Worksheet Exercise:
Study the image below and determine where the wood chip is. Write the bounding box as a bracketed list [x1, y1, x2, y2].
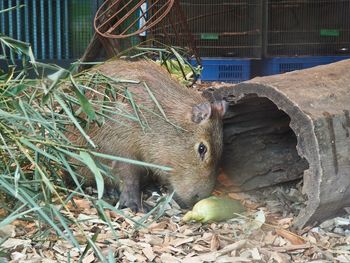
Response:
[123, 251, 137, 262]
[210, 234, 220, 251]
[142, 246, 156, 261]
[82, 252, 95, 263]
[3, 180, 348, 262]
[142, 234, 164, 246]
[160, 253, 181, 263]
[1, 238, 31, 249]
[271, 243, 313, 252]
[0, 224, 16, 238]
[217, 255, 251, 263]
[173, 237, 194, 247]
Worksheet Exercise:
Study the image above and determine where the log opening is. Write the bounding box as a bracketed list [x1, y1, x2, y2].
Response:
[222, 94, 309, 191]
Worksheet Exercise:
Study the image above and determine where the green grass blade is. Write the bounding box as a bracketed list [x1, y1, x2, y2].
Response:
[90, 151, 172, 171]
[54, 93, 96, 148]
[50, 204, 81, 249]
[69, 74, 96, 121]
[79, 151, 104, 199]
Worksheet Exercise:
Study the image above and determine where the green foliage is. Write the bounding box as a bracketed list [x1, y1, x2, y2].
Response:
[0, 26, 173, 263]
[0, 6, 199, 261]
[119, 40, 202, 86]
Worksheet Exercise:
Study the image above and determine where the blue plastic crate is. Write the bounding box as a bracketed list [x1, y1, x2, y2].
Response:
[192, 58, 251, 83]
[263, 56, 350, 76]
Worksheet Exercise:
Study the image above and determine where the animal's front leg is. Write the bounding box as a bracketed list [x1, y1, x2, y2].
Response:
[117, 163, 143, 212]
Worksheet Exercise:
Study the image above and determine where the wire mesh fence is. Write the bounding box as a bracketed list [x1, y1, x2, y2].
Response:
[267, 0, 350, 56]
[140, 0, 199, 59]
[1, 0, 350, 61]
[179, 0, 263, 58]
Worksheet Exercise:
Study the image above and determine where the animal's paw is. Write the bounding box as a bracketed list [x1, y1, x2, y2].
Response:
[103, 188, 120, 206]
[118, 191, 142, 212]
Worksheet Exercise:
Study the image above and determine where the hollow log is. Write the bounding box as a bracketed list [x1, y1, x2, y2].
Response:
[203, 59, 350, 228]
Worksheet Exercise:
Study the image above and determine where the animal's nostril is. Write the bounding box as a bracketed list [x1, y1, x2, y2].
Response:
[194, 194, 200, 201]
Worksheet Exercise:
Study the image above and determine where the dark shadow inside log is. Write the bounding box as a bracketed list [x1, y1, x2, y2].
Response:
[222, 95, 309, 191]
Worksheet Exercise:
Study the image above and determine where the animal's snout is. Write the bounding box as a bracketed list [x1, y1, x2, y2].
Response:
[193, 194, 200, 201]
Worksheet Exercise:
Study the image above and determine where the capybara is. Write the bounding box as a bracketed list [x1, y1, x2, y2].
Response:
[67, 59, 227, 211]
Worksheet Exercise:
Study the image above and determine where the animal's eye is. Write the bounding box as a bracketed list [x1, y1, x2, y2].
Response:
[198, 142, 207, 160]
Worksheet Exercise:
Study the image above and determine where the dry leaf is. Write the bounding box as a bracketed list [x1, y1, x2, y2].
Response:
[210, 234, 220, 251]
[0, 208, 7, 217]
[275, 228, 306, 245]
[227, 192, 245, 201]
[217, 171, 234, 187]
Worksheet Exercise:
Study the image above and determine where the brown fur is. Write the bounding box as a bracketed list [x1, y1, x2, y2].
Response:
[67, 59, 226, 210]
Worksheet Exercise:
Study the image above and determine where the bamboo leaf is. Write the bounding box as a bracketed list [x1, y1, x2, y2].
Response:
[79, 151, 104, 199]
[143, 82, 168, 121]
[50, 204, 80, 248]
[3, 83, 28, 97]
[0, 4, 24, 14]
[91, 151, 172, 171]
[54, 93, 96, 148]
[19, 138, 61, 163]
[0, 206, 39, 228]
[69, 74, 96, 121]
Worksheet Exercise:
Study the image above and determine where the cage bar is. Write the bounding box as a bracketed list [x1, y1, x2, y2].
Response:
[16, 0, 20, 40]
[16, 0, 21, 58]
[56, 0, 62, 59]
[24, 0, 29, 43]
[0, 1, 5, 34]
[63, 0, 69, 59]
[32, 0, 38, 58]
[8, 0, 13, 38]
[177, 0, 263, 58]
[40, 0, 45, 59]
[267, 0, 350, 56]
[48, 0, 53, 59]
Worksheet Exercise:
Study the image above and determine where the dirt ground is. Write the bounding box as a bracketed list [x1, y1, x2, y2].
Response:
[1, 177, 350, 263]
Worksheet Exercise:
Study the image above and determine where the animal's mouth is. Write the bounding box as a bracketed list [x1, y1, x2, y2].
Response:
[172, 192, 192, 208]
[172, 192, 203, 209]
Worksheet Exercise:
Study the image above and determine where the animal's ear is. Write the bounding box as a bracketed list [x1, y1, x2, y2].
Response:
[190, 100, 228, 124]
[212, 100, 228, 118]
[191, 102, 212, 124]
